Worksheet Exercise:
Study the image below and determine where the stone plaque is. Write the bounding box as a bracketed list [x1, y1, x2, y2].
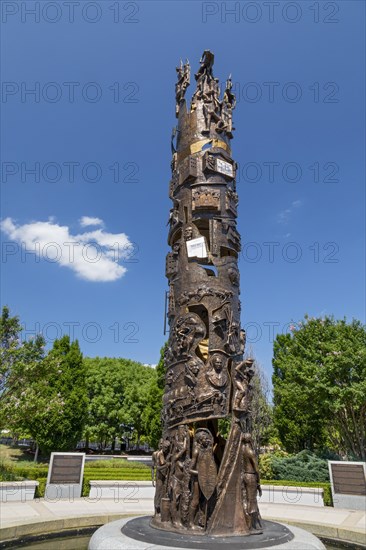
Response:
[330, 463, 366, 496]
[328, 461, 366, 510]
[49, 454, 84, 484]
[46, 452, 85, 499]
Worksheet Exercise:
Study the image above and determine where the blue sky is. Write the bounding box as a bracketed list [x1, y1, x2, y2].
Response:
[1, 0, 365, 381]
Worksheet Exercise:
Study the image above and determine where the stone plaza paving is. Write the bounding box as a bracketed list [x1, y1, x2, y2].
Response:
[1, 494, 365, 547]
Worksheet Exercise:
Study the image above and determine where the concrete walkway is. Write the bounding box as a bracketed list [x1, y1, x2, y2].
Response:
[1, 496, 365, 547]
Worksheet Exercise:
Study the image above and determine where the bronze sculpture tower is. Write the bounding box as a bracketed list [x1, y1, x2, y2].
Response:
[152, 51, 262, 537]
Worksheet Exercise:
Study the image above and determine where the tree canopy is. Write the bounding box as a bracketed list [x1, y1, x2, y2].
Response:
[272, 316, 366, 460]
[84, 356, 158, 449]
[0, 307, 88, 456]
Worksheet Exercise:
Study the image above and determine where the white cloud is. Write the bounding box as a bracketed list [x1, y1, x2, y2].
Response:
[277, 200, 302, 225]
[1, 217, 133, 282]
[79, 216, 104, 228]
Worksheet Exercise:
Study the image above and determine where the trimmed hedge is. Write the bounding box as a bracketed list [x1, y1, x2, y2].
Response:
[85, 460, 150, 470]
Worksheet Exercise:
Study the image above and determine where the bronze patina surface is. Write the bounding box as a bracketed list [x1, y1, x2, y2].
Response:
[152, 51, 261, 537]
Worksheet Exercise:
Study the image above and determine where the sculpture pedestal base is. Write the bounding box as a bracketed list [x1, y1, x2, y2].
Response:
[150, 516, 263, 537]
[88, 516, 326, 550]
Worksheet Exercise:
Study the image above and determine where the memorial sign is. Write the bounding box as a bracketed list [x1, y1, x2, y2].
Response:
[46, 452, 85, 499]
[328, 461, 366, 510]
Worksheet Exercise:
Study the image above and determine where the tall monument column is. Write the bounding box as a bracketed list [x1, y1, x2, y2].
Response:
[88, 51, 326, 550]
[152, 51, 261, 536]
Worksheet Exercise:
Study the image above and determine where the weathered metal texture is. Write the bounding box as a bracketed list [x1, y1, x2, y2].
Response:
[152, 51, 261, 537]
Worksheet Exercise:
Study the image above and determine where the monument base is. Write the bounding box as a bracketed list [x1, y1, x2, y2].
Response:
[150, 515, 263, 536]
[88, 516, 326, 550]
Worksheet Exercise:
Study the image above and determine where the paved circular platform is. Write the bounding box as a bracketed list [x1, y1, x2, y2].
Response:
[88, 516, 326, 550]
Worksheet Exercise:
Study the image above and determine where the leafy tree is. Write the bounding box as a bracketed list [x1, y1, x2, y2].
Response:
[250, 357, 275, 454]
[84, 357, 156, 450]
[0, 306, 49, 451]
[0, 306, 44, 399]
[120, 381, 151, 447]
[39, 335, 88, 453]
[141, 344, 166, 449]
[84, 357, 126, 449]
[273, 316, 366, 460]
[0, 308, 88, 458]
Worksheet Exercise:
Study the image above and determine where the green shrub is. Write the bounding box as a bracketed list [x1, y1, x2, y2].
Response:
[0, 459, 24, 481]
[35, 478, 47, 498]
[259, 450, 288, 480]
[260, 450, 329, 483]
[271, 450, 329, 483]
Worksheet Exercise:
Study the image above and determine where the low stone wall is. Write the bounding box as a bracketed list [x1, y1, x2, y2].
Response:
[88, 481, 324, 507]
[259, 485, 324, 507]
[89, 480, 154, 500]
[0, 481, 39, 502]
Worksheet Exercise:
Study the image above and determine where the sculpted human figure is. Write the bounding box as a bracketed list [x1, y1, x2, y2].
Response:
[195, 50, 215, 82]
[175, 59, 190, 116]
[154, 439, 171, 517]
[241, 433, 262, 531]
[184, 358, 200, 402]
[217, 75, 236, 137]
[169, 425, 190, 526]
[183, 225, 193, 241]
[226, 319, 240, 354]
[202, 78, 221, 133]
[233, 359, 254, 432]
[189, 429, 217, 529]
[151, 438, 163, 487]
[206, 354, 228, 389]
[239, 328, 246, 354]
[166, 199, 180, 228]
